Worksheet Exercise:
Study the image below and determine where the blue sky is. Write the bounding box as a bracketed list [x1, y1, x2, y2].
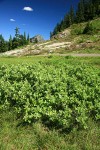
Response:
[0, 0, 79, 40]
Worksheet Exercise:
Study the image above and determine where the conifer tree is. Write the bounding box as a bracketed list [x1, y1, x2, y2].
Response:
[0, 34, 5, 52]
[15, 27, 20, 40]
[12, 27, 20, 48]
[53, 23, 61, 35]
[91, 0, 100, 16]
[60, 20, 66, 31]
[50, 32, 53, 39]
[88, 0, 96, 19]
[0, 35, 8, 52]
[23, 32, 27, 45]
[69, 6, 75, 25]
[27, 33, 30, 43]
[76, 0, 85, 23]
[8, 35, 13, 50]
[62, 14, 70, 29]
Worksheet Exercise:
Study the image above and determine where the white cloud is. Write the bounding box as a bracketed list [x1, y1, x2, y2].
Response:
[23, 7, 33, 11]
[10, 19, 15, 22]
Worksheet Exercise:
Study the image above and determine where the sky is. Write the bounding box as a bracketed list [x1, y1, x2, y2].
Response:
[0, 0, 79, 41]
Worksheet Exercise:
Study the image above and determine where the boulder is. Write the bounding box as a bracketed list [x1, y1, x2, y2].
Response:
[30, 35, 45, 43]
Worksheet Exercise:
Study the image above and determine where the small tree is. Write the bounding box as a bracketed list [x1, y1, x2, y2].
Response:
[69, 6, 75, 25]
[83, 22, 94, 34]
[27, 33, 30, 43]
[8, 35, 13, 50]
[76, 0, 85, 23]
[15, 27, 20, 40]
[12, 37, 19, 49]
[23, 32, 27, 45]
[0, 34, 8, 52]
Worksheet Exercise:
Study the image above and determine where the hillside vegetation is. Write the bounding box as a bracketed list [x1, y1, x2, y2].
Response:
[0, 0, 100, 56]
[51, 0, 100, 37]
[0, 18, 100, 56]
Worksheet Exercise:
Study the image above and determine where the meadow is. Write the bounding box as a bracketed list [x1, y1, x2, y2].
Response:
[0, 56, 100, 150]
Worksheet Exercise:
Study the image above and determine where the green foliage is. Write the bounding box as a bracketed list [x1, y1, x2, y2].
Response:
[76, 0, 85, 23]
[0, 110, 100, 150]
[27, 33, 30, 43]
[71, 24, 83, 35]
[0, 28, 30, 53]
[0, 34, 8, 52]
[83, 22, 94, 34]
[8, 35, 13, 50]
[71, 17, 100, 36]
[69, 6, 75, 25]
[51, 0, 100, 37]
[0, 62, 100, 130]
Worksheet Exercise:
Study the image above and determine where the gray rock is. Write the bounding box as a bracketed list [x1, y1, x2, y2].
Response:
[30, 35, 45, 43]
[51, 29, 71, 39]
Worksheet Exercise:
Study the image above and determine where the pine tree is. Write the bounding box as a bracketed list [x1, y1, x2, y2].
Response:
[88, 0, 96, 19]
[15, 27, 20, 40]
[50, 32, 53, 39]
[63, 14, 70, 29]
[12, 37, 19, 49]
[53, 23, 61, 35]
[60, 20, 66, 31]
[8, 35, 13, 50]
[0, 34, 6, 52]
[27, 33, 30, 43]
[12, 27, 20, 49]
[23, 32, 27, 45]
[69, 6, 75, 25]
[91, 0, 100, 16]
[76, 0, 85, 23]
[19, 34, 24, 46]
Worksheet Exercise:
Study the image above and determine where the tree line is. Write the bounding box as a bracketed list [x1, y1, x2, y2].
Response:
[0, 27, 30, 53]
[50, 0, 100, 38]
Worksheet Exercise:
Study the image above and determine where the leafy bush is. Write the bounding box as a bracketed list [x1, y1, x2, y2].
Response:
[71, 24, 83, 35]
[0, 62, 100, 130]
[65, 55, 73, 59]
[83, 22, 94, 34]
[74, 28, 83, 35]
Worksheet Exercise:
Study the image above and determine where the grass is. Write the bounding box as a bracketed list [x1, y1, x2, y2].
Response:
[72, 48, 100, 54]
[0, 56, 100, 149]
[54, 47, 100, 54]
[71, 18, 100, 36]
[0, 55, 100, 67]
[0, 110, 100, 150]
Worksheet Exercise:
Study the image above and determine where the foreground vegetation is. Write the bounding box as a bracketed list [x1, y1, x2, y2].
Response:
[0, 111, 100, 150]
[0, 56, 100, 149]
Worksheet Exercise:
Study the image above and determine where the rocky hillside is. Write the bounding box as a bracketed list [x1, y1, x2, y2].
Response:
[30, 35, 45, 43]
[0, 18, 100, 57]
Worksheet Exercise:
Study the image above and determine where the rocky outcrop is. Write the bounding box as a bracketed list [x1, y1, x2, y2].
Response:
[30, 35, 45, 43]
[51, 29, 71, 39]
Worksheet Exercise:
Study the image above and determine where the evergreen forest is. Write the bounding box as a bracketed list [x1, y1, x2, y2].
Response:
[50, 0, 100, 37]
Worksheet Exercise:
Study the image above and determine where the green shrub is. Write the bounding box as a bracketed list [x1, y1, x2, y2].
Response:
[65, 55, 73, 59]
[83, 22, 94, 34]
[0, 63, 100, 130]
[71, 24, 83, 35]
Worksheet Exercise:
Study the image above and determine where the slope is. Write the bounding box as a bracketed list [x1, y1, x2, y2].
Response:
[0, 18, 100, 57]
